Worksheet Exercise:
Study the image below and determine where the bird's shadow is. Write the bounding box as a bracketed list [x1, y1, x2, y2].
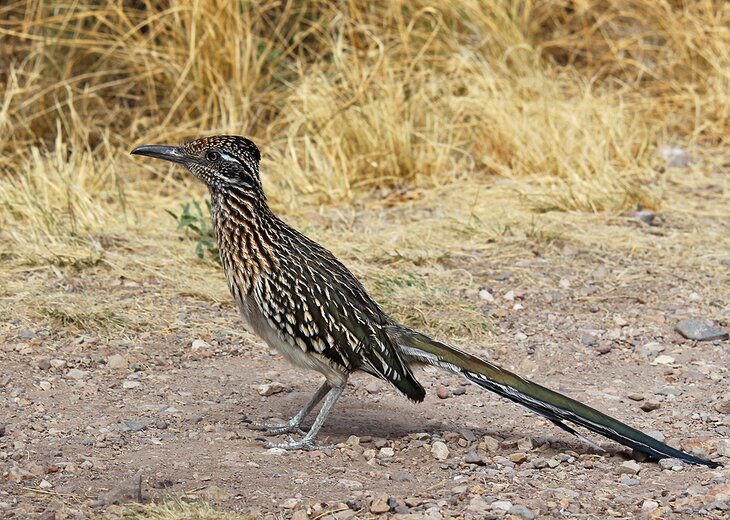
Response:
[247, 390, 620, 459]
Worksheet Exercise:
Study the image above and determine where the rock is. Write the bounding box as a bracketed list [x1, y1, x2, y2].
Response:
[627, 393, 644, 401]
[646, 431, 665, 443]
[716, 399, 730, 414]
[509, 452, 528, 464]
[620, 475, 641, 486]
[291, 511, 309, 520]
[430, 441, 449, 460]
[509, 504, 536, 520]
[124, 420, 146, 432]
[717, 439, 730, 457]
[370, 494, 391, 514]
[479, 289, 495, 302]
[675, 319, 728, 341]
[337, 479, 363, 490]
[464, 450, 485, 465]
[653, 355, 675, 365]
[0, 424, 5, 437]
[257, 382, 286, 396]
[492, 500, 513, 512]
[39, 479, 52, 489]
[642, 500, 659, 512]
[66, 368, 87, 380]
[641, 401, 661, 412]
[482, 435, 499, 452]
[107, 354, 128, 370]
[466, 497, 490, 513]
[628, 210, 656, 226]
[658, 458, 684, 471]
[155, 420, 169, 429]
[378, 447, 395, 459]
[619, 460, 641, 475]
[364, 381, 380, 394]
[191, 339, 212, 350]
[531, 457, 547, 469]
[333, 510, 356, 520]
[452, 386, 466, 396]
[681, 436, 716, 456]
[94, 473, 143, 506]
[659, 146, 690, 168]
[636, 342, 664, 357]
[436, 385, 450, 399]
[36, 358, 51, 371]
[581, 335, 597, 347]
[19, 329, 37, 339]
[122, 381, 141, 389]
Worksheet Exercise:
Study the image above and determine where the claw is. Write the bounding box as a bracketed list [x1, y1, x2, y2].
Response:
[255, 435, 320, 450]
[243, 417, 307, 436]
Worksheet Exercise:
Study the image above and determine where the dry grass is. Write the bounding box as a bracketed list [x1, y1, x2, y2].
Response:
[1, 0, 728, 262]
[128, 499, 255, 520]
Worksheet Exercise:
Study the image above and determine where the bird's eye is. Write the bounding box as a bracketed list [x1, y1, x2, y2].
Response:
[206, 151, 220, 162]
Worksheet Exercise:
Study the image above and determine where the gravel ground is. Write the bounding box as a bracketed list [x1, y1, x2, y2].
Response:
[1, 184, 729, 519]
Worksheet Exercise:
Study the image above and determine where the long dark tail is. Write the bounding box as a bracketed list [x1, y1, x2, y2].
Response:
[388, 326, 720, 468]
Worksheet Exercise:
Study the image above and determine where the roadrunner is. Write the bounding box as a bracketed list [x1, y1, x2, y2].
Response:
[132, 135, 719, 467]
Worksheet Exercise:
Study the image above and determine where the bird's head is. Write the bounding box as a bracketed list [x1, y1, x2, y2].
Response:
[131, 135, 262, 192]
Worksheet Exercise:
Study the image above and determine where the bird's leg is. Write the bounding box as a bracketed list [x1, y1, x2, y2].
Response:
[259, 384, 345, 450]
[244, 382, 330, 436]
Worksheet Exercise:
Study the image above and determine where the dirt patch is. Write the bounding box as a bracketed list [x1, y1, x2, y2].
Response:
[1, 179, 729, 519]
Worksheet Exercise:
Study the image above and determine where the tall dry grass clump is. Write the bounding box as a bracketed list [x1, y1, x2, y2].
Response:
[1, 0, 728, 253]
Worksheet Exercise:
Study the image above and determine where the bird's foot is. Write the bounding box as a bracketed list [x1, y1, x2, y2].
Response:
[256, 435, 326, 451]
[241, 417, 306, 436]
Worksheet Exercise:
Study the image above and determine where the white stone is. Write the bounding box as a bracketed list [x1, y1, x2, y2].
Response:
[430, 441, 449, 460]
[107, 354, 128, 369]
[191, 339, 212, 350]
[257, 382, 286, 396]
[492, 500, 513, 511]
[653, 355, 675, 365]
[66, 368, 87, 380]
[642, 500, 659, 512]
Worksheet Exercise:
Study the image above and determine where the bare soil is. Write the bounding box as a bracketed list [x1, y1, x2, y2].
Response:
[1, 180, 729, 519]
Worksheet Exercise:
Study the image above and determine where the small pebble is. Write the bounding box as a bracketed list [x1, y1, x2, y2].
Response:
[717, 439, 730, 457]
[658, 458, 684, 471]
[653, 355, 675, 365]
[508, 504, 536, 520]
[492, 500, 513, 512]
[619, 460, 641, 475]
[430, 441, 449, 461]
[257, 382, 286, 396]
[642, 500, 659, 512]
[659, 146, 690, 168]
[436, 385, 450, 399]
[66, 368, 87, 380]
[107, 354, 128, 370]
[675, 319, 728, 341]
[464, 450, 485, 465]
[641, 401, 661, 412]
[370, 493, 390, 514]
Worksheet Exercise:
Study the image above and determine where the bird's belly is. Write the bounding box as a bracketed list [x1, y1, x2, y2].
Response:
[235, 294, 347, 387]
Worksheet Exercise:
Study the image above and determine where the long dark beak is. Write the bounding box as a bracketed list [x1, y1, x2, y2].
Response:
[130, 145, 188, 165]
